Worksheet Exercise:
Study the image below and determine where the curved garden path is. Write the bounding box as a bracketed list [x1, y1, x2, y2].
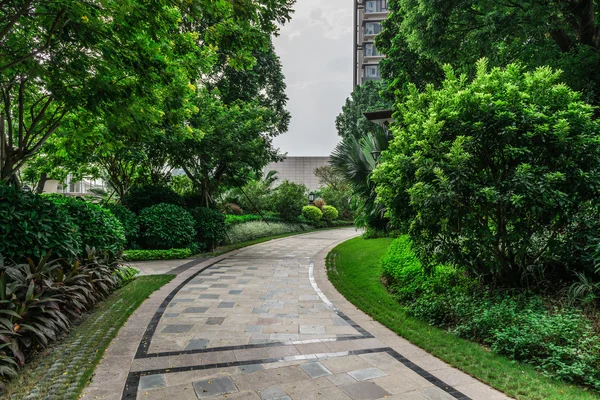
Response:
[82, 228, 510, 400]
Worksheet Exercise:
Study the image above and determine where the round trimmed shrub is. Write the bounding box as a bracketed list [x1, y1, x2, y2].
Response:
[302, 206, 323, 223]
[46, 194, 126, 256]
[271, 180, 307, 221]
[322, 205, 339, 221]
[121, 185, 183, 214]
[189, 207, 226, 251]
[138, 203, 195, 249]
[105, 204, 139, 247]
[0, 185, 81, 262]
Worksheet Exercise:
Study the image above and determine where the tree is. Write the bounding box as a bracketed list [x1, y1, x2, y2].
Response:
[373, 61, 600, 286]
[314, 165, 345, 190]
[377, 0, 600, 105]
[335, 80, 392, 141]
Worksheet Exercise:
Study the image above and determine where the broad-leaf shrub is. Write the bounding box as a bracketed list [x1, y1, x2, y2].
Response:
[0, 186, 81, 262]
[46, 195, 125, 257]
[321, 186, 353, 219]
[374, 61, 600, 285]
[271, 180, 307, 221]
[138, 203, 195, 249]
[321, 205, 339, 221]
[302, 206, 323, 223]
[105, 204, 139, 247]
[122, 248, 191, 261]
[121, 185, 183, 214]
[380, 236, 600, 390]
[189, 207, 226, 251]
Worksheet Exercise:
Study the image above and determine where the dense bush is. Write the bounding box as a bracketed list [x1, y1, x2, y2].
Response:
[271, 180, 307, 221]
[122, 248, 191, 261]
[224, 203, 243, 215]
[374, 61, 600, 285]
[321, 205, 339, 221]
[189, 207, 226, 251]
[226, 221, 312, 244]
[0, 250, 125, 385]
[302, 206, 323, 223]
[0, 186, 81, 262]
[105, 204, 139, 247]
[380, 236, 600, 390]
[121, 185, 183, 214]
[138, 203, 195, 249]
[227, 180, 273, 213]
[320, 186, 353, 219]
[46, 195, 126, 257]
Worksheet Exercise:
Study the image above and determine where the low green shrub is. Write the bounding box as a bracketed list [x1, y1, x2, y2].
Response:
[122, 248, 191, 261]
[225, 213, 282, 226]
[105, 204, 139, 247]
[379, 235, 600, 391]
[302, 206, 323, 223]
[189, 207, 226, 251]
[320, 185, 353, 219]
[138, 203, 195, 249]
[0, 185, 81, 262]
[46, 195, 125, 257]
[122, 185, 183, 214]
[226, 221, 312, 244]
[321, 205, 338, 221]
[271, 181, 307, 221]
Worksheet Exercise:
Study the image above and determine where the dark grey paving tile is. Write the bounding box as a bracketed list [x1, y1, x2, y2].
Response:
[182, 307, 209, 313]
[199, 294, 220, 299]
[253, 307, 269, 314]
[339, 382, 391, 400]
[206, 317, 226, 325]
[238, 364, 265, 374]
[348, 368, 387, 381]
[164, 313, 179, 318]
[211, 284, 229, 288]
[220, 276, 235, 280]
[138, 374, 165, 390]
[237, 279, 251, 284]
[300, 362, 332, 378]
[245, 325, 263, 333]
[229, 290, 243, 295]
[247, 267, 259, 270]
[160, 324, 193, 334]
[185, 339, 210, 350]
[257, 385, 289, 400]
[218, 302, 235, 308]
[193, 376, 238, 398]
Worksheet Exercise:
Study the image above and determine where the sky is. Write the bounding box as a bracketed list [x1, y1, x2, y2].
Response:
[272, 0, 353, 157]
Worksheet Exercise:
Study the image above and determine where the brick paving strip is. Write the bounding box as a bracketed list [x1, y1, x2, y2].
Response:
[81, 228, 511, 400]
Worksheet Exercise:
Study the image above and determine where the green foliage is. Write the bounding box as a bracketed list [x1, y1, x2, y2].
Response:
[46, 195, 125, 257]
[379, 236, 600, 390]
[320, 186, 353, 220]
[105, 204, 139, 247]
[224, 213, 281, 226]
[189, 207, 227, 251]
[321, 205, 338, 221]
[121, 186, 183, 215]
[226, 221, 312, 244]
[224, 203, 243, 215]
[114, 266, 139, 287]
[374, 61, 600, 285]
[122, 248, 191, 261]
[271, 180, 307, 221]
[302, 206, 323, 223]
[0, 186, 81, 263]
[138, 203, 195, 250]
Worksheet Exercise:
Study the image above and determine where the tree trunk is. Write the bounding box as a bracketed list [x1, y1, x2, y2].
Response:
[35, 172, 48, 193]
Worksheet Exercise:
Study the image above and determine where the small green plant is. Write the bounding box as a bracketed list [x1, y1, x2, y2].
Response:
[138, 203, 195, 249]
[321, 205, 338, 221]
[122, 248, 191, 261]
[302, 206, 323, 223]
[225, 213, 282, 226]
[0, 185, 81, 263]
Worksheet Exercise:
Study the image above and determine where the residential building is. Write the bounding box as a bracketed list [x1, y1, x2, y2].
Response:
[353, 0, 390, 87]
[263, 156, 330, 191]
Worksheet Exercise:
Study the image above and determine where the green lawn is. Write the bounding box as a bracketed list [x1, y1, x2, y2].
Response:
[4, 275, 174, 400]
[326, 237, 597, 400]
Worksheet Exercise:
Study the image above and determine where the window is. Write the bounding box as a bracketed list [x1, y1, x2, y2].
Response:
[365, 0, 387, 13]
[364, 43, 381, 57]
[365, 65, 380, 78]
[365, 22, 382, 35]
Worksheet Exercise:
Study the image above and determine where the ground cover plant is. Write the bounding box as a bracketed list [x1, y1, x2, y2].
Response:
[2, 274, 174, 399]
[225, 221, 313, 244]
[327, 237, 599, 400]
[122, 248, 192, 261]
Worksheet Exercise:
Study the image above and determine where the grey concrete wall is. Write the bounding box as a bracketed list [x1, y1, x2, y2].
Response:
[264, 156, 331, 191]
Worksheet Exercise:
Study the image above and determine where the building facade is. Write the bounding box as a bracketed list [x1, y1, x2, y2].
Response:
[263, 156, 330, 191]
[353, 0, 390, 87]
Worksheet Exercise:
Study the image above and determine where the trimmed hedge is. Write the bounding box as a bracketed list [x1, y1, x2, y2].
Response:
[322, 205, 339, 221]
[302, 206, 323, 223]
[138, 203, 195, 249]
[105, 204, 139, 247]
[122, 248, 192, 261]
[0, 186, 81, 262]
[46, 194, 125, 257]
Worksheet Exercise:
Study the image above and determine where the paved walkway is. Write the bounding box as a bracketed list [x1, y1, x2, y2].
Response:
[82, 228, 510, 400]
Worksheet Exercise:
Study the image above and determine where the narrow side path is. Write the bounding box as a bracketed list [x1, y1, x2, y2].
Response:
[82, 228, 510, 400]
